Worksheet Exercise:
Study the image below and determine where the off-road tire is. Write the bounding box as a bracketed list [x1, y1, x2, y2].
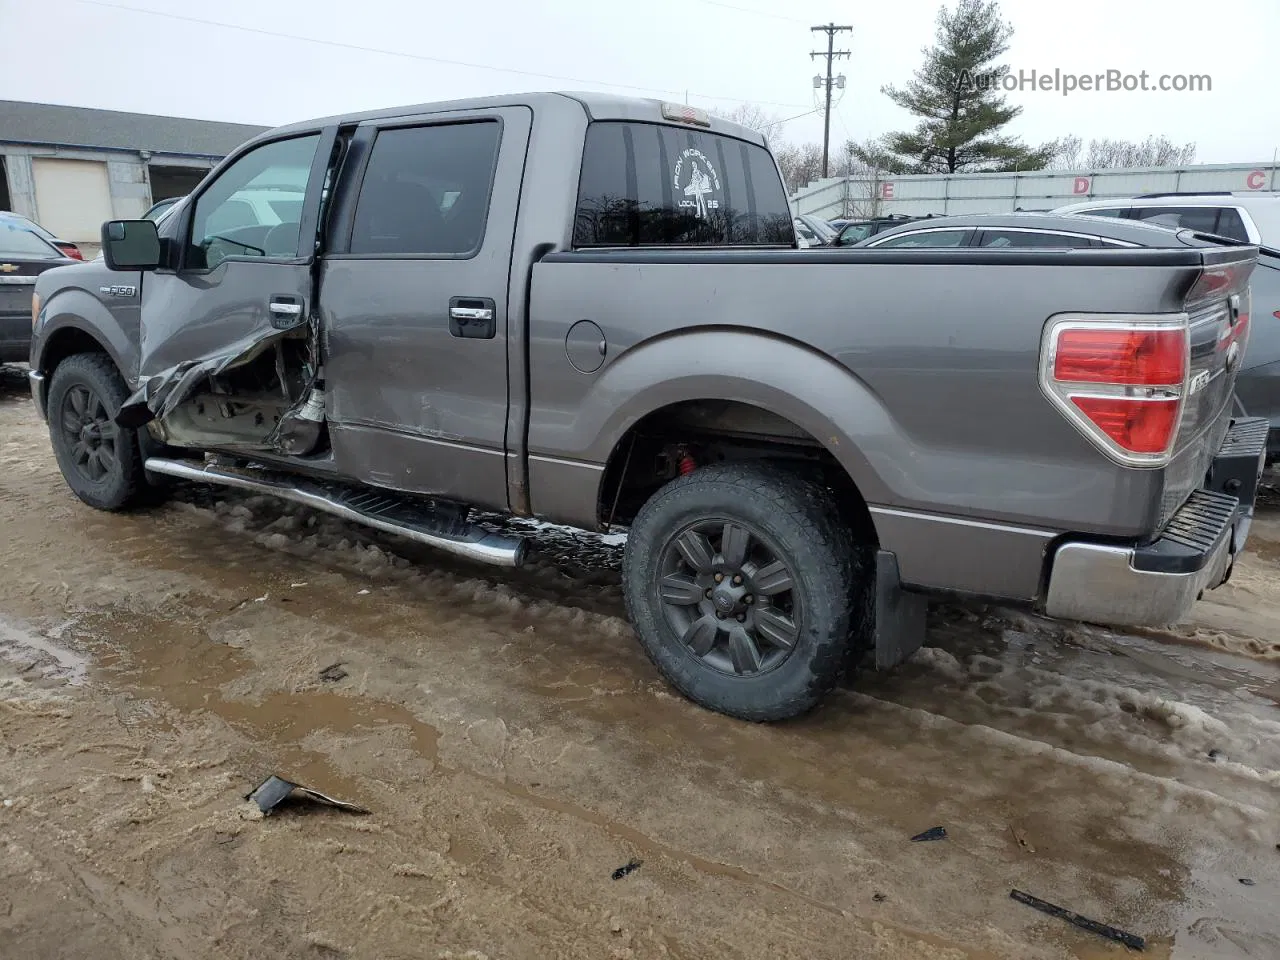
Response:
[47, 353, 149, 511]
[623, 460, 874, 722]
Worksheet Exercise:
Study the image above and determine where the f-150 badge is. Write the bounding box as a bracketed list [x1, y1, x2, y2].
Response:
[673, 148, 721, 219]
[99, 284, 137, 297]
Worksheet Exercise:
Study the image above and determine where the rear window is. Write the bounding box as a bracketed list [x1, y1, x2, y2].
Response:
[573, 121, 792, 247]
[1130, 205, 1250, 241]
[0, 222, 60, 259]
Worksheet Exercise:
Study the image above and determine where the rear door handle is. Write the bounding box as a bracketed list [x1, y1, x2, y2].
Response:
[269, 296, 304, 329]
[449, 297, 497, 339]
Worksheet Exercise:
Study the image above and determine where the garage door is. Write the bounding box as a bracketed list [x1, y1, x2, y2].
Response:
[32, 159, 114, 243]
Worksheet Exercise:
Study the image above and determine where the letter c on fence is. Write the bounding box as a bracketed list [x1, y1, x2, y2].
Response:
[1246, 170, 1266, 190]
[1073, 176, 1091, 195]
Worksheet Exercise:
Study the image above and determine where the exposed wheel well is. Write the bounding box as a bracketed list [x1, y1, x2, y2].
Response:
[40, 327, 113, 377]
[598, 399, 877, 544]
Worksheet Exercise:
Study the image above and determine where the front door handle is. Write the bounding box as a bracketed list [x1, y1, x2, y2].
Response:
[449, 297, 497, 339]
[269, 297, 305, 329]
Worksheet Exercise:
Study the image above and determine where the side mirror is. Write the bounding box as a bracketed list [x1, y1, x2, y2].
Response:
[101, 219, 162, 271]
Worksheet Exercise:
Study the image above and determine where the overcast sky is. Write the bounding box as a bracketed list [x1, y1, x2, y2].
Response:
[2, 0, 1277, 164]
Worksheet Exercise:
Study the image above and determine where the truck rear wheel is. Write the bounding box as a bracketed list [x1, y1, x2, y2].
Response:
[47, 353, 148, 511]
[623, 461, 873, 721]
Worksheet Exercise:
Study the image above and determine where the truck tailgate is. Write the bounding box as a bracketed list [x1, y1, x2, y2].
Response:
[1156, 253, 1255, 528]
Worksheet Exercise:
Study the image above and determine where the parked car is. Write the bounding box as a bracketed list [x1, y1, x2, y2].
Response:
[0, 211, 83, 260]
[852, 212, 1198, 249]
[793, 214, 837, 247]
[29, 93, 1266, 722]
[0, 227, 75, 363]
[832, 214, 936, 246]
[1232, 246, 1280, 462]
[1053, 193, 1280, 246]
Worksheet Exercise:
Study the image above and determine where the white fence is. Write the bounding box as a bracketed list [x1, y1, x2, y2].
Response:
[792, 162, 1280, 221]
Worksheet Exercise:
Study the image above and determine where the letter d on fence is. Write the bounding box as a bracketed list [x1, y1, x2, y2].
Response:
[1073, 176, 1091, 195]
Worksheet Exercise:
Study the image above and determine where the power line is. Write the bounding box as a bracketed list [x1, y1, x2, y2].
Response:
[810, 23, 852, 179]
[691, 0, 808, 24]
[62, 0, 812, 111]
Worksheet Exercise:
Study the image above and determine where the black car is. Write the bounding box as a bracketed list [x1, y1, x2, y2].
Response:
[831, 214, 936, 246]
[0, 225, 75, 363]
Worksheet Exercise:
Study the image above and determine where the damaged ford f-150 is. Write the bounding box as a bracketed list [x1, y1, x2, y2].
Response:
[29, 93, 1269, 721]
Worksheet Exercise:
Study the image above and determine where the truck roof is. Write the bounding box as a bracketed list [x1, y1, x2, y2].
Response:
[255, 92, 767, 149]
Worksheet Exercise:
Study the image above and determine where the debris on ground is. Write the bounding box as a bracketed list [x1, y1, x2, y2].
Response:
[245, 775, 370, 816]
[1009, 822, 1035, 853]
[911, 826, 947, 842]
[1239, 878, 1256, 886]
[1010, 888, 1145, 951]
[319, 662, 349, 683]
[872, 892, 888, 902]
[611, 858, 642, 880]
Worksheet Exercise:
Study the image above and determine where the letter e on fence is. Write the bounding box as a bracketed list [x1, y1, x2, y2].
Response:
[1072, 176, 1091, 195]
[1245, 170, 1266, 190]
[881, 182, 895, 199]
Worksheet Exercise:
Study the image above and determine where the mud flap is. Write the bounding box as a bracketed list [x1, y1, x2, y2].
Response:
[874, 549, 927, 670]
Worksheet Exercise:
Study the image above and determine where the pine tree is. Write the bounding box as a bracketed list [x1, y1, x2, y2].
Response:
[855, 0, 1056, 174]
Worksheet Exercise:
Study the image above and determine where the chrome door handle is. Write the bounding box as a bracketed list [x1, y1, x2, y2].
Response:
[449, 306, 493, 321]
[269, 298, 304, 329]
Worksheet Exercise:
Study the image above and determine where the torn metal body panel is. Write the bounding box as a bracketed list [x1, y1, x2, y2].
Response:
[117, 265, 313, 429]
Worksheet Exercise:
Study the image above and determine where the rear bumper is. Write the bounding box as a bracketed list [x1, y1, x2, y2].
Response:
[1043, 417, 1269, 627]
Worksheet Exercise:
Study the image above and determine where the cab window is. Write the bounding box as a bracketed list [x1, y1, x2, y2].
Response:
[188, 134, 320, 270]
[574, 121, 793, 246]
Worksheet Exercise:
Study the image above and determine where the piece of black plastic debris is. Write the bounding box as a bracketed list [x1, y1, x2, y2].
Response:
[873, 892, 888, 902]
[611, 858, 642, 880]
[911, 826, 947, 842]
[319, 662, 348, 683]
[1239, 878, 1256, 886]
[1010, 889, 1145, 951]
[1208, 749, 1223, 761]
[245, 775, 370, 816]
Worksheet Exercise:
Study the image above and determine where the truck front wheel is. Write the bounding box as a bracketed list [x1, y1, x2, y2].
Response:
[46, 353, 148, 511]
[623, 461, 873, 721]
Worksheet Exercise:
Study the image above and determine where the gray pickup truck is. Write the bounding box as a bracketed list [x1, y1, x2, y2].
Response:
[29, 93, 1268, 721]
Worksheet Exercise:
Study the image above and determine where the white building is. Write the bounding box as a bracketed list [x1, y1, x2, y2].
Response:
[0, 100, 265, 251]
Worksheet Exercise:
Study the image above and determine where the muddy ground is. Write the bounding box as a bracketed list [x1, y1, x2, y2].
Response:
[1, 362, 1278, 960]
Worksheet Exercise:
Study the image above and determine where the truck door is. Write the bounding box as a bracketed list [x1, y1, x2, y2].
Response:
[120, 130, 334, 424]
[319, 107, 531, 512]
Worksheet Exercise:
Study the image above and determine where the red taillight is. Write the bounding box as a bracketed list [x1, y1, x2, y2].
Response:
[55, 242, 83, 260]
[1053, 328, 1185, 386]
[1069, 397, 1181, 454]
[1041, 317, 1189, 464]
[1273, 310, 1280, 321]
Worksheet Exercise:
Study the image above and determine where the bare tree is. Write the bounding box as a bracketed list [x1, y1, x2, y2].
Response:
[1050, 134, 1196, 169]
[774, 142, 825, 193]
[1086, 135, 1196, 168]
[716, 103, 784, 146]
[834, 141, 888, 218]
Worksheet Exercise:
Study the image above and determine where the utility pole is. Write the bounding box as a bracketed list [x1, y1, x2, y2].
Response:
[810, 23, 852, 179]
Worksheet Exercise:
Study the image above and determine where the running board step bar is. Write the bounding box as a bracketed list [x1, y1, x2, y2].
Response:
[144, 457, 527, 568]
